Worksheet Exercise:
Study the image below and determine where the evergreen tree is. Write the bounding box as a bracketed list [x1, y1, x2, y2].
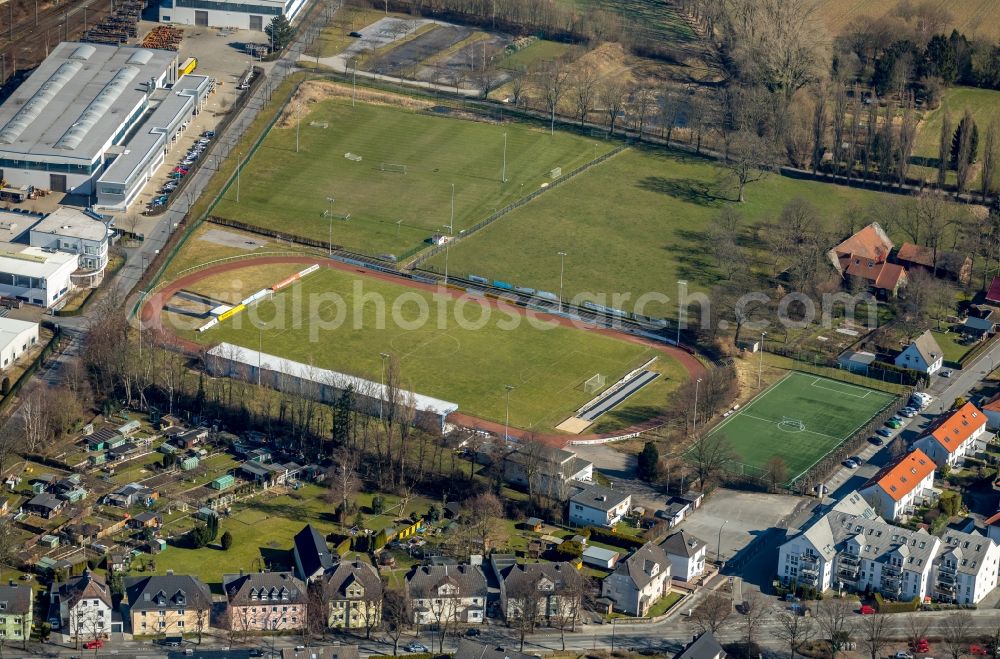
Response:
[265, 15, 295, 51]
[951, 113, 979, 166]
[637, 441, 660, 481]
[220, 531, 233, 551]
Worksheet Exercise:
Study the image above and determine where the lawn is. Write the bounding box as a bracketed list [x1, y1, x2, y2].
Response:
[813, 0, 1000, 41]
[212, 93, 614, 259]
[931, 329, 973, 366]
[698, 371, 897, 484]
[554, 0, 697, 44]
[913, 87, 1000, 187]
[174, 264, 687, 432]
[426, 146, 888, 317]
[500, 40, 577, 70]
[646, 590, 684, 617]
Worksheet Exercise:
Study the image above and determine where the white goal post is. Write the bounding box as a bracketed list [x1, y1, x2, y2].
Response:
[781, 416, 805, 430]
[584, 373, 606, 393]
[379, 162, 407, 174]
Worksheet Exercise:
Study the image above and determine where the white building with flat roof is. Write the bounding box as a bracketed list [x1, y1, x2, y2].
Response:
[159, 0, 310, 31]
[29, 207, 114, 287]
[0, 42, 179, 196]
[0, 244, 77, 307]
[0, 318, 38, 370]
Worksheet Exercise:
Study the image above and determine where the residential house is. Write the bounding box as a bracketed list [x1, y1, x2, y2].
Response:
[675, 632, 726, 659]
[51, 570, 113, 637]
[932, 530, 1000, 605]
[281, 646, 361, 659]
[455, 639, 536, 659]
[0, 584, 31, 642]
[502, 445, 593, 499]
[827, 223, 906, 297]
[103, 482, 158, 508]
[568, 482, 631, 527]
[859, 449, 937, 521]
[123, 574, 212, 635]
[961, 315, 994, 341]
[914, 402, 987, 468]
[658, 491, 704, 529]
[988, 275, 1000, 305]
[601, 542, 672, 616]
[323, 560, 383, 630]
[662, 531, 708, 582]
[293, 525, 334, 583]
[174, 427, 208, 449]
[894, 330, 944, 375]
[777, 491, 941, 600]
[24, 493, 65, 519]
[497, 562, 582, 623]
[406, 565, 487, 625]
[986, 512, 1000, 545]
[223, 571, 307, 632]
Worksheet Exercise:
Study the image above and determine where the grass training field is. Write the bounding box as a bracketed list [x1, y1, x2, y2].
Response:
[813, 0, 1000, 41]
[912, 86, 1000, 187]
[212, 92, 613, 259]
[699, 371, 897, 484]
[175, 265, 687, 433]
[426, 146, 889, 317]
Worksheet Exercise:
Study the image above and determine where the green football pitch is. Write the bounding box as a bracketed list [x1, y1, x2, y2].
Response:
[177, 265, 688, 433]
[701, 371, 897, 484]
[211, 95, 613, 259]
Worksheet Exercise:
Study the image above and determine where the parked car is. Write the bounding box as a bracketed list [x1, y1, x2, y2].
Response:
[886, 419, 903, 429]
[202, 130, 215, 138]
[970, 645, 988, 656]
[404, 643, 429, 653]
[876, 427, 893, 438]
[912, 639, 931, 653]
[941, 369, 954, 378]
[173, 166, 189, 174]
[349, 30, 363, 37]
[899, 408, 917, 418]
[859, 604, 876, 614]
[843, 459, 857, 468]
[850, 455, 864, 465]
[869, 436, 885, 446]
[84, 640, 103, 650]
[894, 653, 913, 659]
[465, 628, 481, 637]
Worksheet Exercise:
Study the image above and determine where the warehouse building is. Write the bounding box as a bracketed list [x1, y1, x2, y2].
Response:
[0, 42, 196, 200]
[159, 0, 310, 31]
[0, 318, 39, 370]
[0, 243, 77, 307]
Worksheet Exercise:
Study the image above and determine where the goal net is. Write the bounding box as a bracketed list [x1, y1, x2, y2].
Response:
[584, 373, 606, 394]
[380, 162, 407, 174]
[781, 416, 805, 430]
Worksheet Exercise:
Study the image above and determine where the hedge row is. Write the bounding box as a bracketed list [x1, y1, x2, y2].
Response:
[874, 593, 920, 613]
[587, 526, 645, 550]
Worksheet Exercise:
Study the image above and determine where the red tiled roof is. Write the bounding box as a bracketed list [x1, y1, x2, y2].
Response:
[896, 243, 934, 269]
[874, 263, 907, 291]
[844, 257, 906, 292]
[983, 394, 1000, 413]
[864, 448, 936, 502]
[988, 276, 1000, 304]
[926, 402, 986, 455]
[986, 511, 1000, 527]
[832, 224, 893, 263]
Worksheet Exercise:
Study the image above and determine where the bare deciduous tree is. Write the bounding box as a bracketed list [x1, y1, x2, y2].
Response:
[538, 60, 571, 135]
[816, 597, 855, 659]
[858, 610, 891, 659]
[775, 609, 815, 659]
[718, 129, 776, 202]
[599, 79, 628, 136]
[738, 589, 771, 651]
[382, 588, 410, 655]
[691, 592, 732, 634]
[570, 69, 598, 126]
[689, 433, 735, 492]
[941, 611, 974, 659]
[467, 492, 507, 553]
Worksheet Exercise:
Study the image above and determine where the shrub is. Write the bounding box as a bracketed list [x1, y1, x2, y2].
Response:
[220, 531, 233, 551]
[587, 527, 644, 550]
[874, 593, 919, 613]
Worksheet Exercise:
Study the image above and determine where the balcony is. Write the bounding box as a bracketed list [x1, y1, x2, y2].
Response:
[882, 563, 901, 576]
[939, 563, 957, 575]
[800, 554, 820, 567]
[840, 553, 860, 566]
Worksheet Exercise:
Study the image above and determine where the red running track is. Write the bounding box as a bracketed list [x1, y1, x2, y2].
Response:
[141, 256, 708, 447]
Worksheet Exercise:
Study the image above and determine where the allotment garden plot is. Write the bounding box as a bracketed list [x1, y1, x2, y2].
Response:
[700, 371, 896, 484]
[211, 83, 613, 259]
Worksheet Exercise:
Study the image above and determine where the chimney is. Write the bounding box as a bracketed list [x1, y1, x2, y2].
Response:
[166, 569, 174, 576]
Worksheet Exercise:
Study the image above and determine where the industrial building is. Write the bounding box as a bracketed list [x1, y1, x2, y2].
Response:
[0, 42, 210, 210]
[0, 243, 77, 307]
[158, 0, 310, 31]
[29, 207, 114, 287]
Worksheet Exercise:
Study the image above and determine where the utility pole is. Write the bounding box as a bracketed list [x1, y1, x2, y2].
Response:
[501, 132, 507, 183]
[676, 280, 686, 347]
[326, 196, 335, 256]
[757, 331, 767, 388]
[236, 151, 242, 202]
[557, 251, 567, 314]
[503, 384, 514, 442]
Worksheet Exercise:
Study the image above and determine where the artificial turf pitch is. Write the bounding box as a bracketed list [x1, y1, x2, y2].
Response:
[701, 371, 897, 483]
[179, 265, 687, 433]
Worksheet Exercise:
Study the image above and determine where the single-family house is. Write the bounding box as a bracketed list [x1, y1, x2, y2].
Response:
[128, 512, 162, 530]
[914, 402, 987, 468]
[323, 560, 383, 630]
[601, 542, 672, 617]
[406, 564, 487, 625]
[24, 493, 65, 519]
[0, 584, 31, 642]
[292, 525, 334, 583]
[859, 449, 937, 521]
[51, 570, 113, 637]
[497, 562, 582, 623]
[895, 330, 944, 375]
[662, 531, 708, 582]
[223, 571, 307, 632]
[827, 223, 906, 297]
[568, 482, 631, 528]
[931, 530, 1000, 605]
[103, 482, 158, 508]
[123, 574, 213, 635]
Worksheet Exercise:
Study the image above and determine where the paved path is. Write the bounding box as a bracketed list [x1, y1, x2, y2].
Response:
[140, 255, 707, 446]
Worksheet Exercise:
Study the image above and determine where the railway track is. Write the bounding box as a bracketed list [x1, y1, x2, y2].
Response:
[0, 0, 116, 86]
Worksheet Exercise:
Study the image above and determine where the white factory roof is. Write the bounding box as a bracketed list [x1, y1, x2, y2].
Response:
[0, 210, 43, 242]
[207, 342, 460, 417]
[0, 243, 77, 278]
[0, 318, 37, 346]
[0, 42, 177, 161]
[31, 207, 111, 242]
